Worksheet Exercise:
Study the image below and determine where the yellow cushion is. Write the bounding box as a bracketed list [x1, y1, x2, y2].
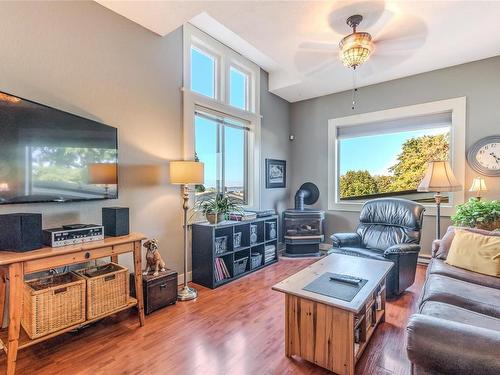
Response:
[446, 229, 500, 277]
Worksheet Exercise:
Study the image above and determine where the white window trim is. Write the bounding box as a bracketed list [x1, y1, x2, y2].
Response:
[182, 23, 261, 210]
[327, 97, 466, 216]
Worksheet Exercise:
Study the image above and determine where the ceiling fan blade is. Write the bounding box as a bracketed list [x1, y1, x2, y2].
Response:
[375, 34, 426, 52]
[299, 41, 339, 52]
[366, 9, 395, 37]
[374, 16, 427, 52]
[358, 52, 412, 77]
[328, 0, 386, 34]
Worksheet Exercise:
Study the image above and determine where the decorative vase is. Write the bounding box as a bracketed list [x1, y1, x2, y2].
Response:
[250, 224, 258, 244]
[206, 212, 225, 224]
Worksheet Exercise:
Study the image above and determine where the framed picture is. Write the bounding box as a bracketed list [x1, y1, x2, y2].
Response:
[266, 159, 286, 188]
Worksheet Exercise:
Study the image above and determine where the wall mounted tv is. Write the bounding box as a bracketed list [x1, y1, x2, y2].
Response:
[0, 91, 118, 205]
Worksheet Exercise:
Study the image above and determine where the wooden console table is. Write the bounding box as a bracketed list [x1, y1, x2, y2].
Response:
[0, 232, 146, 375]
[272, 254, 393, 375]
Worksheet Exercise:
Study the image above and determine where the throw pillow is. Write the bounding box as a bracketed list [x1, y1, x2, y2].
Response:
[434, 226, 500, 260]
[446, 230, 500, 277]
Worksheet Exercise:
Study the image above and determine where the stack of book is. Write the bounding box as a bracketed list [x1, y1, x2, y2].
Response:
[229, 211, 258, 221]
[264, 244, 276, 263]
[246, 209, 276, 218]
[214, 257, 231, 282]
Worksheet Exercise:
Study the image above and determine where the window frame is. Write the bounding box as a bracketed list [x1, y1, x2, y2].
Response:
[327, 97, 466, 216]
[183, 23, 261, 209]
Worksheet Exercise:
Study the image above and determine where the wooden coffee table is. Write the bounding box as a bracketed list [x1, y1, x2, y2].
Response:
[272, 254, 393, 375]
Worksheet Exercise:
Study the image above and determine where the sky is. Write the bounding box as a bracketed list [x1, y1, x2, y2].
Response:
[339, 127, 450, 176]
[192, 48, 246, 188]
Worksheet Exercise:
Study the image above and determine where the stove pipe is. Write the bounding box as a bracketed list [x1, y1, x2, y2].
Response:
[294, 188, 309, 210]
[294, 182, 320, 210]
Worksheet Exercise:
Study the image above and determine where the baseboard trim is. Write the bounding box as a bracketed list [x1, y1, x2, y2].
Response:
[418, 254, 431, 265]
[177, 271, 192, 286]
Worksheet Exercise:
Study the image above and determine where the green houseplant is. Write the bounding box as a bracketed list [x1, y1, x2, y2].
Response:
[451, 198, 500, 231]
[194, 193, 243, 224]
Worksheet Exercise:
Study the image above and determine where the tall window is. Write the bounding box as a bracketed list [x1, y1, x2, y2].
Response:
[195, 111, 248, 203]
[184, 24, 261, 208]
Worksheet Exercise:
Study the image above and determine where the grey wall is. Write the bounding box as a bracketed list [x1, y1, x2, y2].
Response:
[290, 56, 500, 257]
[0, 1, 291, 274]
[0, 1, 185, 272]
[260, 70, 292, 235]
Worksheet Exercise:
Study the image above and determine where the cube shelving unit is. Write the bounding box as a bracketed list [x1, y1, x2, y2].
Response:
[192, 215, 279, 289]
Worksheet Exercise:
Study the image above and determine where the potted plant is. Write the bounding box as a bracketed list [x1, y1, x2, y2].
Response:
[451, 198, 500, 231]
[194, 193, 243, 224]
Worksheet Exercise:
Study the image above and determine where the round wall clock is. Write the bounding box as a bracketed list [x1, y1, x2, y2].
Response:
[467, 136, 500, 176]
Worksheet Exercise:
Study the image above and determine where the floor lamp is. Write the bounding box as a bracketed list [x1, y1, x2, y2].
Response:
[170, 160, 204, 301]
[417, 161, 461, 239]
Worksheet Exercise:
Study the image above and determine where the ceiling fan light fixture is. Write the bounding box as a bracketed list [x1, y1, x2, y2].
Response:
[339, 31, 373, 68]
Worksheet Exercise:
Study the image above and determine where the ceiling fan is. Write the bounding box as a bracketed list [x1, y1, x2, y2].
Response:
[295, 3, 427, 80]
[295, 5, 426, 109]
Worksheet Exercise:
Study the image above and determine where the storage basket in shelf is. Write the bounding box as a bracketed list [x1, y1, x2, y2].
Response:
[234, 257, 248, 276]
[75, 262, 129, 319]
[22, 272, 86, 339]
[250, 253, 262, 269]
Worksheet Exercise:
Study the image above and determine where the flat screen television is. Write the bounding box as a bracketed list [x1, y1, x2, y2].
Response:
[0, 91, 118, 205]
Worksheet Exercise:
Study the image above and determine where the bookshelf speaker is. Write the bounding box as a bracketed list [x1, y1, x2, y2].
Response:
[0, 213, 43, 251]
[102, 207, 129, 237]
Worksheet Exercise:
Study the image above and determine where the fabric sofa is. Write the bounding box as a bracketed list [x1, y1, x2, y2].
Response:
[331, 198, 425, 297]
[406, 226, 500, 375]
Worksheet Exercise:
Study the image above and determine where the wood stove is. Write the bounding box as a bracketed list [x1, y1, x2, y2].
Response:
[283, 182, 325, 257]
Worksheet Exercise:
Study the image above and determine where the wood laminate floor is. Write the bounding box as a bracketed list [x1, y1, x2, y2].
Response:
[0, 257, 426, 375]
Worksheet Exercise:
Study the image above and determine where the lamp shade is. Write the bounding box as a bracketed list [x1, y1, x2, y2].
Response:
[417, 161, 461, 192]
[339, 32, 373, 68]
[469, 177, 487, 193]
[169, 161, 204, 185]
[88, 163, 117, 185]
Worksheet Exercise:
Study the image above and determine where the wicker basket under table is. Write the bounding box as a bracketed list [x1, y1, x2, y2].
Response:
[22, 272, 86, 339]
[76, 262, 129, 319]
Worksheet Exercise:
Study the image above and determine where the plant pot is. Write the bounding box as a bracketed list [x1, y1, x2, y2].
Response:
[206, 213, 225, 224]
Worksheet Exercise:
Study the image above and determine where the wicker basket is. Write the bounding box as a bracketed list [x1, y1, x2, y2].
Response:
[22, 272, 86, 339]
[233, 257, 248, 276]
[250, 253, 262, 269]
[76, 262, 129, 319]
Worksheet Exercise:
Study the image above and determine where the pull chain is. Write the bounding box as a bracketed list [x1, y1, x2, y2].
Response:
[351, 67, 358, 110]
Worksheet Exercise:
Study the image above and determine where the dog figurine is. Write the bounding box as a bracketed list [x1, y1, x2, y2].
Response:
[142, 239, 166, 276]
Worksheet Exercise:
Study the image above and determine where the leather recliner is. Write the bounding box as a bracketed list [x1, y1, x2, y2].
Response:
[330, 198, 425, 297]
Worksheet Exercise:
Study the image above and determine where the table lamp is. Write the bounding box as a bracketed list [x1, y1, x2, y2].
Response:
[469, 177, 487, 200]
[417, 160, 461, 239]
[88, 163, 117, 198]
[170, 160, 204, 301]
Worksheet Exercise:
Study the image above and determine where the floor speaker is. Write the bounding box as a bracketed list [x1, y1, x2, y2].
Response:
[102, 207, 129, 237]
[0, 213, 43, 251]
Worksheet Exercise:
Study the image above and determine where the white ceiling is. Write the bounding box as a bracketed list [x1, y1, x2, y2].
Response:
[97, 1, 500, 102]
